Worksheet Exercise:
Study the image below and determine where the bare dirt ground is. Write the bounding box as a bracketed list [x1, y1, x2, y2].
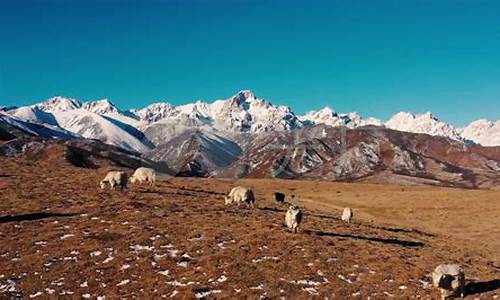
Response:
[0, 157, 499, 299]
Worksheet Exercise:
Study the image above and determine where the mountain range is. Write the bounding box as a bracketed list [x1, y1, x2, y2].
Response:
[1, 90, 499, 188]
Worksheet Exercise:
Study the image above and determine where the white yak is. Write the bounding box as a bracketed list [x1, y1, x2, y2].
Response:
[130, 167, 156, 186]
[285, 205, 303, 233]
[224, 186, 255, 208]
[100, 171, 128, 190]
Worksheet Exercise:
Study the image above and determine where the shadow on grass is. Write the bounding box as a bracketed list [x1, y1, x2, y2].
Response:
[136, 187, 224, 197]
[0, 174, 16, 178]
[465, 279, 500, 296]
[375, 225, 436, 237]
[258, 207, 435, 237]
[0, 212, 80, 224]
[306, 229, 426, 248]
[257, 206, 287, 213]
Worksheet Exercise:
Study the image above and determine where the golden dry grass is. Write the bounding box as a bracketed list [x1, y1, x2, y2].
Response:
[0, 157, 499, 298]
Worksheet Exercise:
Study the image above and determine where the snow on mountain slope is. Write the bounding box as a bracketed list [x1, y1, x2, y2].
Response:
[135, 102, 179, 125]
[8, 91, 500, 153]
[82, 99, 141, 128]
[385, 112, 462, 141]
[34, 96, 82, 112]
[209, 90, 302, 133]
[460, 119, 500, 147]
[50, 109, 151, 153]
[143, 119, 211, 146]
[346, 113, 383, 127]
[9, 106, 59, 126]
[23, 97, 149, 151]
[0, 111, 78, 139]
[140, 90, 302, 134]
[299, 107, 382, 128]
[81, 99, 119, 115]
[146, 129, 242, 176]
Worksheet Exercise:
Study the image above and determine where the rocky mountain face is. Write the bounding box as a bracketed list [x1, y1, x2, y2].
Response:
[3, 91, 500, 186]
[0, 113, 170, 172]
[145, 129, 242, 176]
[219, 125, 500, 188]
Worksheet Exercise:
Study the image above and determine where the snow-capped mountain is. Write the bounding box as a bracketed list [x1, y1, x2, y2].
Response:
[0, 111, 78, 140]
[10, 97, 150, 153]
[460, 119, 500, 147]
[135, 102, 179, 125]
[139, 90, 303, 133]
[33, 96, 82, 112]
[145, 129, 242, 176]
[48, 109, 151, 153]
[385, 112, 463, 141]
[81, 99, 120, 115]
[299, 107, 383, 128]
[7, 101, 151, 153]
[3, 90, 500, 185]
[4, 90, 500, 158]
[206, 90, 302, 133]
[10, 106, 59, 126]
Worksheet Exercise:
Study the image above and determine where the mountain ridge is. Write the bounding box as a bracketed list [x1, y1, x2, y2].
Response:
[2, 90, 500, 186]
[6, 91, 497, 147]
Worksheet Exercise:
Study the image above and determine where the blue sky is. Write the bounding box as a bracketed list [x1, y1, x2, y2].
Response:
[1, 0, 499, 125]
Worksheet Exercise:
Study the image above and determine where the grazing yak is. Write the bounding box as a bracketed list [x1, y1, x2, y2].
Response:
[130, 167, 156, 186]
[432, 264, 465, 299]
[225, 186, 255, 208]
[342, 207, 353, 223]
[100, 171, 128, 190]
[285, 205, 303, 233]
[274, 192, 286, 204]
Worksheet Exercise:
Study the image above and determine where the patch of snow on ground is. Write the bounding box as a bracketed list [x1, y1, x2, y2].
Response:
[90, 251, 102, 257]
[250, 283, 264, 290]
[252, 256, 279, 263]
[165, 280, 196, 287]
[303, 287, 319, 295]
[130, 244, 154, 252]
[337, 274, 352, 284]
[195, 289, 222, 299]
[116, 279, 130, 286]
[60, 234, 75, 240]
[102, 256, 114, 264]
[29, 291, 43, 298]
[169, 290, 179, 298]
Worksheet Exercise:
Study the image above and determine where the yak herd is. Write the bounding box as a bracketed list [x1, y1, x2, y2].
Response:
[100, 168, 468, 299]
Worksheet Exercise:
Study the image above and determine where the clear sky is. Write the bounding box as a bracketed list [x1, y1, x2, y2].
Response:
[1, 0, 499, 125]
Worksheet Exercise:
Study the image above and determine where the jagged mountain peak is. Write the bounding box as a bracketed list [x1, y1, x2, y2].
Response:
[223, 90, 265, 111]
[386, 111, 461, 140]
[7, 91, 500, 152]
[231, 90, 256, 103]
[136, 102, 179, 124]
[307, 106, 337, 116]
[460, 119, 500, 147]
[34, 96, 82, 112]
[299, 107, 382, 128]
[390, 111, 436, 121]
[82, 99, 120, 115]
